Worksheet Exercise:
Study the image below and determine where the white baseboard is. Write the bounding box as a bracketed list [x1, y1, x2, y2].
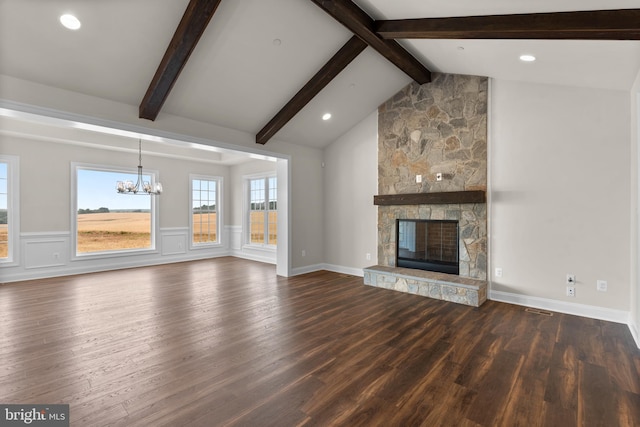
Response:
[490, 290, 629, 324]
[322, 263, 365, 277]
[1, 250, 231, 283]
[630, 320, 640, 349]
[290, 263, 325, 276]
[230, 250, 276, 265]
[290, 263, 365, 277]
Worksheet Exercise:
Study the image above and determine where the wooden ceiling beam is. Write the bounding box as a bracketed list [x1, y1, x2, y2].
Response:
[256, 36, 367, 145]
[139, 0, 222, 121]
[375, 9, 640, 40]
[309, 0, 431, 84]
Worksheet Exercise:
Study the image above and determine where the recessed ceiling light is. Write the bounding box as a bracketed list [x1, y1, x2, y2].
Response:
[322, 113, 332, 121]
[60, 14, 81, 30]
[272, 38, 282, 46]
[519, 54, 536, 62]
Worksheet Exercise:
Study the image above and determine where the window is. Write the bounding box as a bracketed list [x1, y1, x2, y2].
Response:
[248, 176, 277, 246]
[74, 164, 157, 255]
[0, 155, 19, 264]
[0, 162, 7, 259]
[191, 176, 220, 246]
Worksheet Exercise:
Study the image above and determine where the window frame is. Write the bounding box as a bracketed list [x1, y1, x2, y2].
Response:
[244, 173, 277, 248]
[0, 155, 20, 266]
[71, 162, 160, 260]
[189, 174, 223, 250]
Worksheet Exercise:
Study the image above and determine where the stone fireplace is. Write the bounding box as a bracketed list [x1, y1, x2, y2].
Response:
[364, 73, 488, 307]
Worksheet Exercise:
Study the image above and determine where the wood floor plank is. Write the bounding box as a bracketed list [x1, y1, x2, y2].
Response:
[578, 361, 618, 427]
[604, 335, 640, 394]
[464, 349, 525, 425]
[497, 329, 555, 427]
[0, 257, 638, 426]
[543, 342, 580, 426]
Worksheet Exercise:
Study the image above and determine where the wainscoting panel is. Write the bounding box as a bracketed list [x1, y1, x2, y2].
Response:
[227, 225, 242, 253]
[23, 233, 69, 269]
[161, 228, 188, 256]
[1, 229, 232, 283]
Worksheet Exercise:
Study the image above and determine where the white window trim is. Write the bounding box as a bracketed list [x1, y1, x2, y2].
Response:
[70, 162, 160, 260]
[243, 172, 277, 250]
[189, 174, 223, 250]
[0, 155, 20, 266]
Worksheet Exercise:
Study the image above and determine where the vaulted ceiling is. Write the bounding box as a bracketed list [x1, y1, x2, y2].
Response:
[2, 0, 640, 149]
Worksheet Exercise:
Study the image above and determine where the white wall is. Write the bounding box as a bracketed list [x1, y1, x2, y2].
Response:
[631, 70, 640, 347]
[490, 79, 631, 322]
[323, 111, 378, 276]
[0, 74, 325, 275]
[287, 141, 325, 272]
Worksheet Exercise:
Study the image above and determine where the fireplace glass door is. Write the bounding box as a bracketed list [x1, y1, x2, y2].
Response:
[396, 219, 459, 275]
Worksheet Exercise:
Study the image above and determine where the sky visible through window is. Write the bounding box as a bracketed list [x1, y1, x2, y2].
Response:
[78, 169, 151, 211]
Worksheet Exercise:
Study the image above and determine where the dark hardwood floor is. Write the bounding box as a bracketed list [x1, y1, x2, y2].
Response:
[1, 257, 639, 426]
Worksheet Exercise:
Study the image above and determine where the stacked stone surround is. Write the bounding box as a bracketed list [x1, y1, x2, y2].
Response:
[367, 73, 488, 306]
[378, 73, 488, 196]
[378, 203, 487, 279]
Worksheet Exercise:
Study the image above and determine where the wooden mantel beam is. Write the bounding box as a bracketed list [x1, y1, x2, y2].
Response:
[374, 191, 486, 206]
[375, 9, 640, 40]
[256, 36, 367, 145]
[309, 0, 431, 84]
[139, 0, 222, 121]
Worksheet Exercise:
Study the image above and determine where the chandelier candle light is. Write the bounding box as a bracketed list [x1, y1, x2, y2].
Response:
[116, 139, 163, 195]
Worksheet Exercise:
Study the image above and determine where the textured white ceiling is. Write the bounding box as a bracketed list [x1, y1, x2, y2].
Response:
[1, 0, 639, 149]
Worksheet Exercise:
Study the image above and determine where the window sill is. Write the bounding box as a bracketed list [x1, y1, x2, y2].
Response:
[242, 244, 276, 253]
[72, 247, 158, 261]
[190, 242, 223, 251]
[0, 259, 19, 268]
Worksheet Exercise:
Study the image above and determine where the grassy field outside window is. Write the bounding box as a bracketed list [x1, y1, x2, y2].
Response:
[77, 211, 151, 253]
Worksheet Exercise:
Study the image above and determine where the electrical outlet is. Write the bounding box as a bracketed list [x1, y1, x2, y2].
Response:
[495, 267, 503, 278]
[416, 174, 422, 183]
[566, 286, 575, 297]
[366, 253, 371, 261]
[301, 250, 306, 257]
[566, 274, 576, 285]
[597, 280, 608, 292]
[436, 172, 443, 181]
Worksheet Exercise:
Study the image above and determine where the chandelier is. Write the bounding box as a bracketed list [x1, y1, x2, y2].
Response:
[116, 139, 163, 195]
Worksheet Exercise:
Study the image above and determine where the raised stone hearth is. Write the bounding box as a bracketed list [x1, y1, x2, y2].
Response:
[364, 265, 487, 307]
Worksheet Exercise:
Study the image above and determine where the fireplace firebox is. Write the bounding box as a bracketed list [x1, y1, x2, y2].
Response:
[396, 219, 459, 275]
